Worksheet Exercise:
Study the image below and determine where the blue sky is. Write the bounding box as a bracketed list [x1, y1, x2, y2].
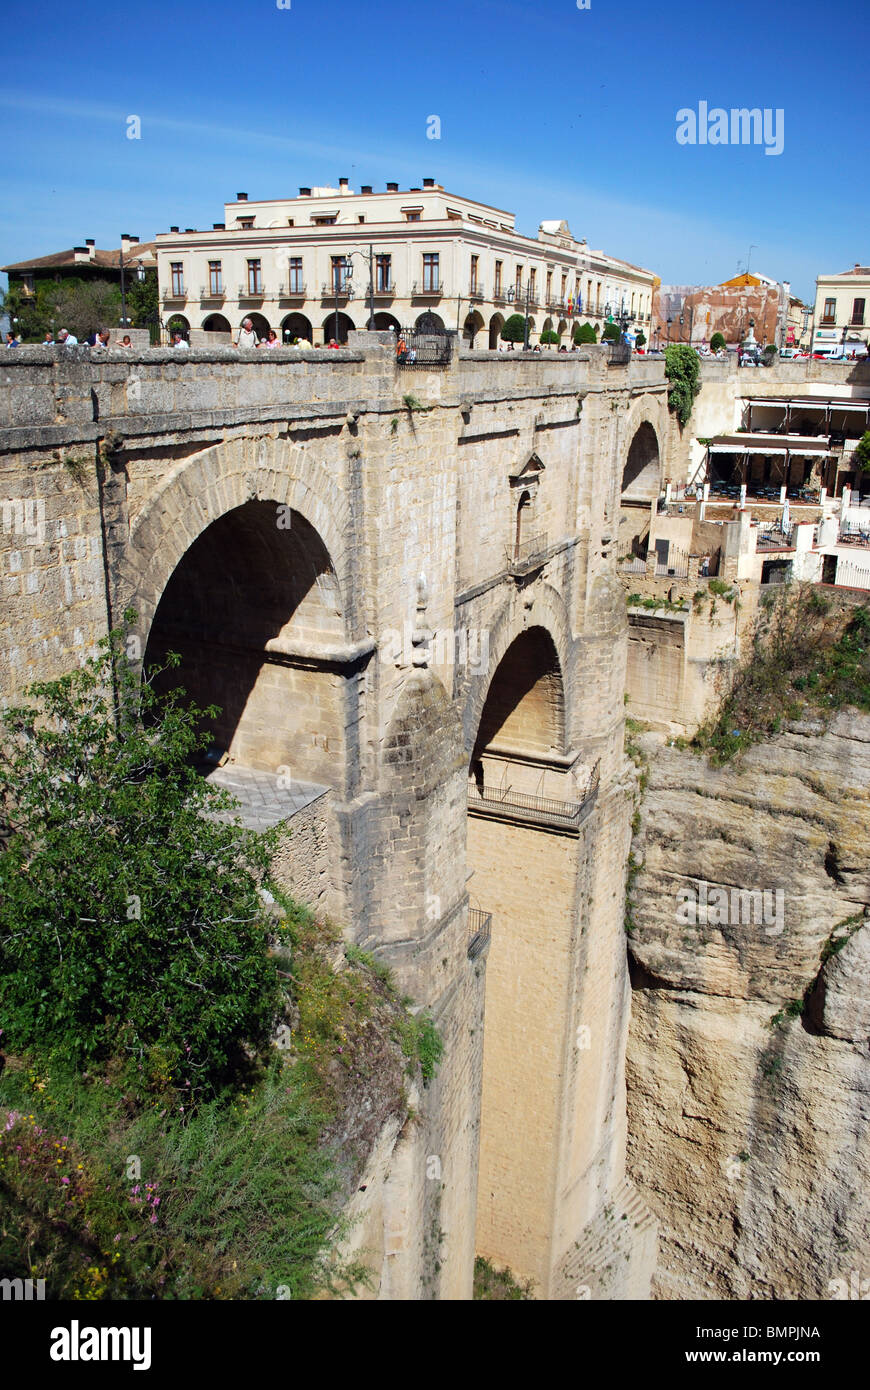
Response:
[1, 0, 866, 302]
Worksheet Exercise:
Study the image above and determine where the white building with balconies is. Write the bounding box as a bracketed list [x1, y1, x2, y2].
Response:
[153, 179, 656, 347]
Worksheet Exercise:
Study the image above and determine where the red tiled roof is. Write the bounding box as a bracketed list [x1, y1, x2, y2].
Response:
[1, 242, 157, 273]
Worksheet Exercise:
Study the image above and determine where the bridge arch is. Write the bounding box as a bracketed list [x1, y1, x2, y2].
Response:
[622, 420, 661, 499]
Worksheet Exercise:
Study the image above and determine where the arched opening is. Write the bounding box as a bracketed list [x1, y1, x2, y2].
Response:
[143, 499, 346, 788]
[322, 311, 355, 344]
[202, 313, 231, 334]
[281, 312, 312, 343]
[515, 489, 532, 558]
[371, 311, 400, 332]
[463, 310, 485, 349]
[488, 312, 504, 349]
[241, 312, 271, 339]
[557, 319, 568, 341]
[415, 310, 444, 331]
[622, 422, 661, 498]
[541, 316, 554, 341]
[166, 314, 190, 341]
[467, 627, 587, 1285]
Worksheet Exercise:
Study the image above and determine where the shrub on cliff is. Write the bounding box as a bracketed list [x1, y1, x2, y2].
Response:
[665, 344, 701, 426]
[695, 587, 870, 762]
[710, 332, 727, 353]
[0, 616, 281, 1094]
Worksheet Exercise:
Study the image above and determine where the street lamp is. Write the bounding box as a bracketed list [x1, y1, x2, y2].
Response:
[119, 242, 146, 328]
[667, 316, 673, 345]
[340, 246, 377, 340]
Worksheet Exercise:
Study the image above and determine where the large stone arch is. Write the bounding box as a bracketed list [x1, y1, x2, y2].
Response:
[458, 584, 575, 759]
[621, 412, 665, 499]
[118, 434, 353, 652]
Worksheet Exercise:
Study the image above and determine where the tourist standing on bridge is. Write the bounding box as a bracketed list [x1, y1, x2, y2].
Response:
[234, 318, 259, 349]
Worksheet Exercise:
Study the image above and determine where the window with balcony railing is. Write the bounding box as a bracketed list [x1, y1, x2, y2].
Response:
[376, 255, 392, 292]
[422, 253, 440, 291]
[247, 260, 263, 294]
[288, 257, 303, 293]
[208, 261, 222, 295]
[852, 298, 866, 327]
[821, 297, 837, 325]
[170, 263, 184, 296]
[494, 261, 503, 296]
[330, 256, 350, 292]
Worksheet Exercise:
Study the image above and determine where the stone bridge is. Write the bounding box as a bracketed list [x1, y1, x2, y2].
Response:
[0, 335, 673, 1299]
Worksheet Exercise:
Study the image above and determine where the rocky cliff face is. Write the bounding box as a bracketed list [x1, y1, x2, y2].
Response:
[625, 712, 870, 1299]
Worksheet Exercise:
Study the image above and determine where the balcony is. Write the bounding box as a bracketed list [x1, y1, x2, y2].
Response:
[372, 281, 396, 297]
[467, 908, 492, 960]
[851, 315, 866, 327]
[505, 532, 548, 576]
[280, 282, 307, 298]
[493, 288, 507, 304]
[411, 280, 444, 297]
[467, 760, 600, 833]
[238, 282, 266, 299]
[163, 285, 186, 301]
[468, 282, 485, 300]
[820, 316, 837, 327]
[199, 284, 225, 300]
[321, 281, 351, 298]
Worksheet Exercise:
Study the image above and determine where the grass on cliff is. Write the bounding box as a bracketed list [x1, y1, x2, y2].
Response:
[0, 626, 440, 1299]
[693, 586, 870, 763]
[473, 1255, 534, 1300]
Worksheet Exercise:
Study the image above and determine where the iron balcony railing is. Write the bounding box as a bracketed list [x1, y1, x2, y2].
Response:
[505, 532, 548, 575]
[467, 908, 492, 959]
[467, 760, 601, 832]
[200, 284, 225, 299]
[282, 281, 307, 297]
[373, 280, 396, 295]
[411, 280, 444, 296]
[238, 282, 266, 298]
[321, 281, 351, 297]
[468, 282, 485, 298]
[618, 549, 648, 574]
[493, 288, 507, 303]
[163, 286, 186, 299]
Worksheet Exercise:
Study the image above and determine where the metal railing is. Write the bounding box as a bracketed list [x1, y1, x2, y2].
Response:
[411, 280, 444, 296]
[467, 908, 492, 959]
[656, 545, 689, 578]
[238, 282, 266, 298]
[833, 559, 870, 590]
[163, 286, 186, 299]
[373, 280, 396, 295]
[756, 527, 794, 550]
[199, 285, 225, 299]
[467, 760, 600, 831]
[396, 327, 453, 368]
[321, 281, 351, 297]
[506, 532, 548, 574]
[618, 547, 648, 574]
[282, 281, 307, 297]
[468, 282, 485, 298]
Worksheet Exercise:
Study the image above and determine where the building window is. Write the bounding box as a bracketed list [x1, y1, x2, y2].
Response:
[494, 261, 503, 295]
[561, 273, 568, 304]
[331, 255, 349, 292]
[208, 261, 222, 294]
[358, 215, 365, 223]
[515, 265, 523, 296]
[288, 257, 303, 293]
[422, 253, 439, 291]
[313, 216, 336, 226]
[239, 218, 254, 229]
[587, 278, 592, 307]
[546, 270, 552, 303]
[247, 259, 263, 294]
[21, 273, 34, 295]
[529, 268, 537, 299]
[287, 218, 295, 227]
[596, 281, 602, 310]
[171, 262, 184, 296]
[822, 297, 836, 324]
[470, 255, 479, 292]
[376, 255, 392, 291]
[851, 298, 865, 326]
[405, 212, 421, 222]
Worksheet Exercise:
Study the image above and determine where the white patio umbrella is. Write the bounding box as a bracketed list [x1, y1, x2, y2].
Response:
[781, 498, 790, 536]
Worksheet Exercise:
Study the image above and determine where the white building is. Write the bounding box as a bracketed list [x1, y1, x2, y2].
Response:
[153, 179, 656, 346]
[812, 264, 870, 357]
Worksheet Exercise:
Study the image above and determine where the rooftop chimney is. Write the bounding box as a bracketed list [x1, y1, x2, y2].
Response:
[361, 184, 372, 195]
[170, 226, 179, 233]
[339, 177, 348, 187]
[73, 246, 90, 264]
[299, 186, 311, 196]
[237, 192, 248, 201]
[386, 182, 399, 192]
[185, 228, 195, 234]
[423, 178, 435, 187]
[85, 238, 96, 259]
[213, 222, 225, 230]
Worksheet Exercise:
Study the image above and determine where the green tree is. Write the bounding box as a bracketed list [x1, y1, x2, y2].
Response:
[635, 330, 646, 347]
[501, 313, 530, 343]
[855, 431, 870, 473]
[573, 321, 597, 345]
[0, 617, 281, 1093]
[539, 329, 559, 346]
[126, 269, 158, 329]
[1, 282, 55, 341]
[665, 343, 702, 427]
[601, 322, 620, 343]
[710, 331, 726, 353]
[44, 278, 123, 340]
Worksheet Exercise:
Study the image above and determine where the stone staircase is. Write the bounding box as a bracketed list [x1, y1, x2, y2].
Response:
[553, 1178, 658, 1301]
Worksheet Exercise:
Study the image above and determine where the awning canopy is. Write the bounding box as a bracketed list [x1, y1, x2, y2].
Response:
[743, 397, 870, 413]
